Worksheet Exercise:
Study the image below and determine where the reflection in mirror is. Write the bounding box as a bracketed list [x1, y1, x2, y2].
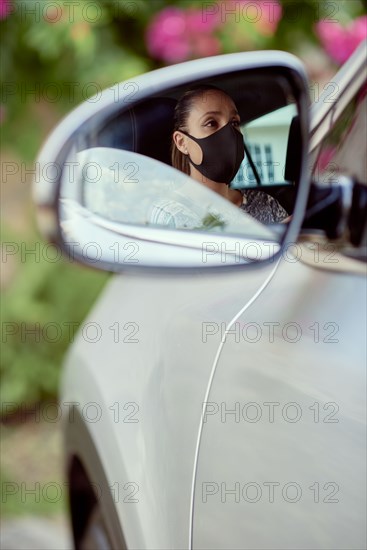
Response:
[60, 149, 282, 268]
[232, 103, 297, 188]
[59, 68, 302, 268]
[61, 148, 275, 236]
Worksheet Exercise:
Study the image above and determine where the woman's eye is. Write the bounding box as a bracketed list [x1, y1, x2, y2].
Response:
[204, 119, 240, 129]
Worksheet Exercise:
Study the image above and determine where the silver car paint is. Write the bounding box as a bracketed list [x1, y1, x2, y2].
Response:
[62, 250, 366, 550]
[62, 261, 280, 549]
[194, 257, 366, 549]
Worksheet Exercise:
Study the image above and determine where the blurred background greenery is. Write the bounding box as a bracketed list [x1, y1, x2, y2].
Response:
[1, 0, 366, 519]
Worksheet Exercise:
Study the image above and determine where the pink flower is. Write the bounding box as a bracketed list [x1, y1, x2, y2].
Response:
[145, 7, 190, 63]
[0, 0, 12, 20]
[145, 6, 222, 63]
[315, 16, 367, 64]
[186, 8, 221, 33]
[192, 34, 222, 57]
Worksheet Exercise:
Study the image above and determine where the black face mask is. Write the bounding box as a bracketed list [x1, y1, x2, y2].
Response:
[181, 122, 245, 184]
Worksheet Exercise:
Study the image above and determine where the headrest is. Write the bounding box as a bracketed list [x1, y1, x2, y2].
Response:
[132, 97, 176, 166]
[93, 97, 177, 166]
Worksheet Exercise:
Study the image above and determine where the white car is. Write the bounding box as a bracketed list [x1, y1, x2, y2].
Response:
[34, 44, 366, 550]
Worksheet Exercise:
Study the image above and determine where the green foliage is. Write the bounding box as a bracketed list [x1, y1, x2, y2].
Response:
[1, 0, 365, 157]
[0, 0, 155, 159]
[1, 226, 108, 410]
[0, 459, 67, 517]
[1, 416, 69, 517]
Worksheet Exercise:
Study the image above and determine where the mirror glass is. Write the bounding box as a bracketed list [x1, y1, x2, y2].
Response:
[59, 68, 303, 268]
[61, 148, 277, 234]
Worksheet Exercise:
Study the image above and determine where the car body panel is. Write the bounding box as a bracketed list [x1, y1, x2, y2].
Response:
[62, 262, 279, 549]
[193, 257, 366, 549]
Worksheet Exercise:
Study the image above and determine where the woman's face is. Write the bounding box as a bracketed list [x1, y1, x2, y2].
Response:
[175, 90, 241, 166]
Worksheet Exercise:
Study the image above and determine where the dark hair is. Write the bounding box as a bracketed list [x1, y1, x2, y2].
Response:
[171, 85, 224, 175]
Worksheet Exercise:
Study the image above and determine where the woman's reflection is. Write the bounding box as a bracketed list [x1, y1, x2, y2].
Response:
[151, 85, 288, 227]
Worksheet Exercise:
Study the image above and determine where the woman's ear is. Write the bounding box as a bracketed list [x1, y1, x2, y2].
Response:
[173, 131, 188, 155]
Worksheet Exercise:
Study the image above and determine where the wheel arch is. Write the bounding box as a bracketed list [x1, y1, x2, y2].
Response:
[65, 407, 127, 549]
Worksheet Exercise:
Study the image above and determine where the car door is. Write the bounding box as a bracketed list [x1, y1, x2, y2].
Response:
[193, 45, 367, 550]
[192, 254, 366, 550]
[63, 257, 282, 549]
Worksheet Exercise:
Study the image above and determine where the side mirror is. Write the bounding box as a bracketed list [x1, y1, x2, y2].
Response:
[33, 51, 310, 271]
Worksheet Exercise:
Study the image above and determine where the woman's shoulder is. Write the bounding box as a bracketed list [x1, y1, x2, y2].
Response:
[240, 188, 288, 224]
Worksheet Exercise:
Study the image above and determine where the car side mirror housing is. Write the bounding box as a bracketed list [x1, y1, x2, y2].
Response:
[33, 51, 311, 271]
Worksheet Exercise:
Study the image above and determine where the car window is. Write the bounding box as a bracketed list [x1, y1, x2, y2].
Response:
[231, 104, 297, 189]
[311, 83, 367, 185]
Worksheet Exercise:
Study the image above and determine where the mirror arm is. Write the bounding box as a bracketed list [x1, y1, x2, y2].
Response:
[301, 178, 367, 247]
